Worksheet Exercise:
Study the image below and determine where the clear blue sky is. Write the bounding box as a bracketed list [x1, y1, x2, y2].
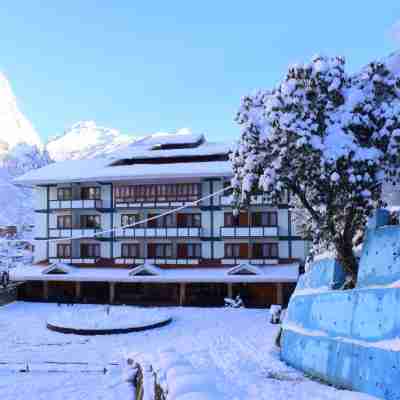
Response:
[1, 1, 399, 142]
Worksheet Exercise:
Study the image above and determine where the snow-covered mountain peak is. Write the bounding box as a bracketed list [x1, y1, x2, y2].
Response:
[46, 121, 133, 161]
[0, 72, 42, 150]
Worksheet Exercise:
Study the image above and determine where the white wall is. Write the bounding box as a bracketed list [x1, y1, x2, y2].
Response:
[35, 214, 47, 238]
[292, 240, 308, 260]
[33, 241, 47, 263]
[279, 241, 289, 259]
[34, 187, 47, 209]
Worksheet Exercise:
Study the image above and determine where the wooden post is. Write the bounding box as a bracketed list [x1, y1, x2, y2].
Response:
[276, 283, 283, 306]
[75, 282, 82, 301]
[179, 283, 186, 306]
[43, 281, 49, 301]
[109, 282, 116, 304]
[227, 283, 233, 298]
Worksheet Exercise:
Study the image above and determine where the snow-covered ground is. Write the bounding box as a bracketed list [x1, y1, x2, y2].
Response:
[0, 302, 376, 400]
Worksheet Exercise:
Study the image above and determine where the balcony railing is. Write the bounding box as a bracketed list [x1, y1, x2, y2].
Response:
[115, 198, 200, 209]
[221, 258, 279, 265]
[220, 194, 271, 206]
[115, 258, 200, 265]
[220, 226, 278, 238]
[49, 199, 103, 210]
[115, 227, 202, 238]
[49, 227, 103, 238]
[49, 257, 98, 264]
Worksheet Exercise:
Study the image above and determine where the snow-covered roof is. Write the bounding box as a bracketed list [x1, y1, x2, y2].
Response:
[42, 262, 75, 275]
[132, 129, 204, 148]
[11, 263, 299, 283]
[15, 132, 233, 185]
[128, 263, 162, 276]
[227, 263, 264, 276]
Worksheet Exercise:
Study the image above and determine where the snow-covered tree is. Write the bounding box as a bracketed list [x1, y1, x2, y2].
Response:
[231, 54, 400, 284]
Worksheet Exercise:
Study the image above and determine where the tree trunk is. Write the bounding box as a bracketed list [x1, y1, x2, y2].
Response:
[335, 239, 358, 287]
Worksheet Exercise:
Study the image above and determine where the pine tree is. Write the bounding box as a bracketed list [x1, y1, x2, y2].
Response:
[231, 54, 400, 284]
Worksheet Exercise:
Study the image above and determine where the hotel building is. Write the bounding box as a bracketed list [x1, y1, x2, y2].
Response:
[12, 132, 308, 307]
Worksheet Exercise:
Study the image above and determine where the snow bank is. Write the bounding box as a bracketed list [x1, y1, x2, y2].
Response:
[126, 349, 224, 400]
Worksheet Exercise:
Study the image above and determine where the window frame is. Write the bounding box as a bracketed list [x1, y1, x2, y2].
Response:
[252, 211, 278, 227]
[81, 187, 101, 200]
[121, 214, 139, 227]
[177, 243, 201, 258]
[121, 243, 140, 258]
[57, 187, 72, 201]
[80, 215, 101, 229]
[224, 243, 248, 258]
[56, 215, 72, 229]
[57, 243, 71, 258]
[148, 243, 173, 259]
[252, 243, 279, 259]
[114, 183, 201, 203]
[80, 243, 100, 258]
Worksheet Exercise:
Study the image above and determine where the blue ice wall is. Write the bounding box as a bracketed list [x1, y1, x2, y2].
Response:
[281, 209, 400, 399]
[358, 225, 400, 288]
[296, 258, 346, 290]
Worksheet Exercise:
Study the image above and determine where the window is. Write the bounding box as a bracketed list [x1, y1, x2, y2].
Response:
[57, 244, 71, 258]
[81, 187, 101, 200]
[121, 214, 140, 227]
[148, 243, 173, 258]
[253, 243, 279, 258]
[80, 243, 100, 258]
[177, 213, 201, 227]
[114, 183, 201, 203]
[147, 214, 174, 228]
[177, 243, 201, 258]
[57, 215, 72, 229]
[121, 243, 140, 258]
[224, 212, 248, 227]
[80, 215, 101, 229]
[252, 212, 278, 227]
[224, 243, 249, 258]
[57, 187, 72, 201]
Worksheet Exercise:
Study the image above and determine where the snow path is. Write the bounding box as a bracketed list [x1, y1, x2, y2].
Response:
[0, 302, 375, 400]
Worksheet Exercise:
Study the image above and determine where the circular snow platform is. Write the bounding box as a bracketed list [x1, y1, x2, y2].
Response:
[46, 306, 173, 335]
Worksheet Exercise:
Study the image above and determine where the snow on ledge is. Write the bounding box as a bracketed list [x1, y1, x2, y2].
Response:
[128, 263, 162, 276]
[227, 263, 263, 276]
[283, 321, 400, 351]
[42, 262, 76, 275]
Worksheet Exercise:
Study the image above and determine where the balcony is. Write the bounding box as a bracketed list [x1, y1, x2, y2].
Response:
[49, 227, 104, 239]
[220, 226, 278, 238]
[49, 199, 103, 210]
[115, 227, 202, 238]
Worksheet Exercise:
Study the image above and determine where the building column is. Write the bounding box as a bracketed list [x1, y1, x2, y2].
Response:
[43, 281, 49, 301]
[179, 283, 186, 306]
[227, 283, 233, 298]
[276, 283, 283, 306]
[109, 282, 116, 304]
[75, 282, 82, 301]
